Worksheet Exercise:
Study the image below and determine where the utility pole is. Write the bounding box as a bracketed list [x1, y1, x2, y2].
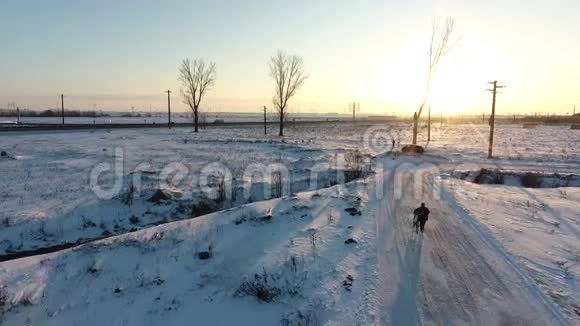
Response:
[60, 94, 65, 125]
[413, 112, 418, 139]
[263, 106, 267, 135]
[486, 81, 506, 158]
[349, 102, 359, 121]
[165, 90, 171, 129]
[427, 106, 431, 142]
[16, 107, 20, 124]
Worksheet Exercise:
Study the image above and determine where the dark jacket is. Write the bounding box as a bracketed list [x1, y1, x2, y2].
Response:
[414, 206, 430, 221]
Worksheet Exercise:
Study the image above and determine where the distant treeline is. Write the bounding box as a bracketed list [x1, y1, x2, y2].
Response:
[0, 109, 163, 118]
[1, 108, 578, 124]
[512, 114, 580, 124]
[0, 109, 111, 118]
[415, 114, 580, 125]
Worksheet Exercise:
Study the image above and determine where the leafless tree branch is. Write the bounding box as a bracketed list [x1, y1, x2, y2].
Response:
[179, 58, 216, 132]
[412, 17, 457, 145]
[269, 50, 307, 136]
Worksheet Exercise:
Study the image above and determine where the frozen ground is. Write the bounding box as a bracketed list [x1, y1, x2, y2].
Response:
[446, 176, 580, 320]
[425, 123, 580, 163]
[0, 124, 379, 257]
[0, 122, 579, 325]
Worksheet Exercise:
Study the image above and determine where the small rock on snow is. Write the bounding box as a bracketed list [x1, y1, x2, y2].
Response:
[198, 251, 211, 260]
[344, 207, 362, 216]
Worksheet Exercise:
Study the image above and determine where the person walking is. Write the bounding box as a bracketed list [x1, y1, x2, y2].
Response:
[413, 203, 430, 234]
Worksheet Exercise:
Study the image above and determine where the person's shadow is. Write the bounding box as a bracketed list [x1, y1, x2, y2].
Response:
[390, 234, 423, 325]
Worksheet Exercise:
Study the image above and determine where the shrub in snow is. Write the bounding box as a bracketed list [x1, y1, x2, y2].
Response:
[0, 286, 6, 310]
[235, 278, 281, 303]
[235, 266, 306, 303]
[197, 245, 213, 260]
[129, 215, 140, 225]
[198, 251, 211, 260]
[87, 261, 99, 274]
[344, 238, 357, 244]
[344, 149, 369, 182]
[81, 217, 97, 229]
[216, 175, 228, 203]
[272, 171, 283, 198]
[136, 274, 165, 288]
[309, 229, 318, 253]
[280, 305, 321, 326]
[191, 200, 216, 217]
[260, 213, 273, 222]
[147, 189, 179, 204]
[521, 173, 540, 188]
[342, 274, 354, 291]
[472, 169, 503, 185]
[401, 144, 425, 154]
[327, 213, 335, 224]
[234, 211, 273, 225]
[344, 207, 361, 216]
[120, 181, 136, 205]
[456, 169, 580, 188]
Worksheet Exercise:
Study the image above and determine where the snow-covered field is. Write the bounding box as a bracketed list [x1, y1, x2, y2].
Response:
[0, 123, 579, 325]
[0, 124, 380, 258]
[447, 177, 580, 319]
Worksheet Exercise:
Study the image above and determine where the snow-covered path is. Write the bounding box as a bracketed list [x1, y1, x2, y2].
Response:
[0, 154, 574, 325]
[370, 161, 568, 325]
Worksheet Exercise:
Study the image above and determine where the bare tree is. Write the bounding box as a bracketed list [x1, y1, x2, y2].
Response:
[412, 17, 457, 145]
[179, 58, 216, 132]
[269, 50, 307, 136]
